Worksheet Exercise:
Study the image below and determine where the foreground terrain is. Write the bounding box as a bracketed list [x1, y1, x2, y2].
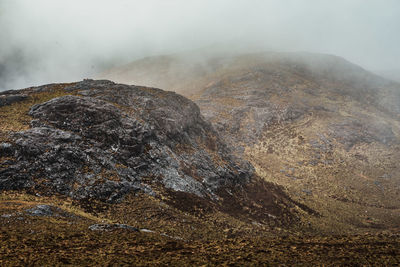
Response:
[1, 193, 400, 266]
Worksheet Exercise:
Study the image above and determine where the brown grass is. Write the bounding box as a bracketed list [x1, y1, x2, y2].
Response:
[1, 190, 399, 266]
[0, 83, 75, 141]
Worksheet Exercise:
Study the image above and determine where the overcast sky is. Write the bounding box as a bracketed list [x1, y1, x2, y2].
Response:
[1, 0, 399, 91]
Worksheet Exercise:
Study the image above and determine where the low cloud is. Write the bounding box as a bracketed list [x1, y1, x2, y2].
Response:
[1, 0, 399, 91]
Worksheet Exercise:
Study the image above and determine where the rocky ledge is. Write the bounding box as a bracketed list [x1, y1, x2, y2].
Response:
[0, 79, 253, 203]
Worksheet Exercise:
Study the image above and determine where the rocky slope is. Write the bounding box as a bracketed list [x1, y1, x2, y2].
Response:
[1, 79, 253, 202]
[102, 51, 400, 233]
[0, 79, 305, 235]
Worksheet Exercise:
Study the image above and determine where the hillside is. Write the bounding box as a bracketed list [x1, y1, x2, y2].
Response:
[1, 52, 400, 264]
[102, 52, 400, 234]
[0, 79, 329, 265]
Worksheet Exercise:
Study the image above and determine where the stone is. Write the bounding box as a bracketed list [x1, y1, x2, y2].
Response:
[88, 223, 139, 232]
[0, 94, 28, 107]
[26, 205, 54, 216]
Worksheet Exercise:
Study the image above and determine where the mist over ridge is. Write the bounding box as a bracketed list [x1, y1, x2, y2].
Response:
[2, 2, 400, 264]
[1, 0, 400, 91]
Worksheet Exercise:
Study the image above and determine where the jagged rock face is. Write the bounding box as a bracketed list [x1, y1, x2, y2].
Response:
[0, 80, 252, 202]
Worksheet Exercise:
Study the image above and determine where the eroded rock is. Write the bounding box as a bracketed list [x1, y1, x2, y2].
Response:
[0, 80, 253, 203]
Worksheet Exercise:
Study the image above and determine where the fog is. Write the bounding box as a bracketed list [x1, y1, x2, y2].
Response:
[1, 0, 399, 91]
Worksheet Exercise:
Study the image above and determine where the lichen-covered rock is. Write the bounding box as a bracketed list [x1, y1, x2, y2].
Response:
[0, 80, 253, 203]
[26, 205, 55, 216]
[88, 223, 139, 232]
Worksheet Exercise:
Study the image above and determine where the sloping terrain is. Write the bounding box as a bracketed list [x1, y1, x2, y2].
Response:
[0, 79, 305, 228]
[103, 51, 400, 234]
[2, 194, 399, 265]
[99, 51, 240, 96]
[1, 52, 400, 265]
[0, 79, 330, 265]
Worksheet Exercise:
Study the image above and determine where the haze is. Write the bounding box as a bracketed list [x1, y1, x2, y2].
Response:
[1, 0, 399, 91]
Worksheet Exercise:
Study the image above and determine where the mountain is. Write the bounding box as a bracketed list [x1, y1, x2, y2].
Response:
[1, 52, 400, 264]
[102, 51, 400, 234]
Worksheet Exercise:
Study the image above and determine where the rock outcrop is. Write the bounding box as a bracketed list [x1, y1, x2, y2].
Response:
[0, 79, 252, 203]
